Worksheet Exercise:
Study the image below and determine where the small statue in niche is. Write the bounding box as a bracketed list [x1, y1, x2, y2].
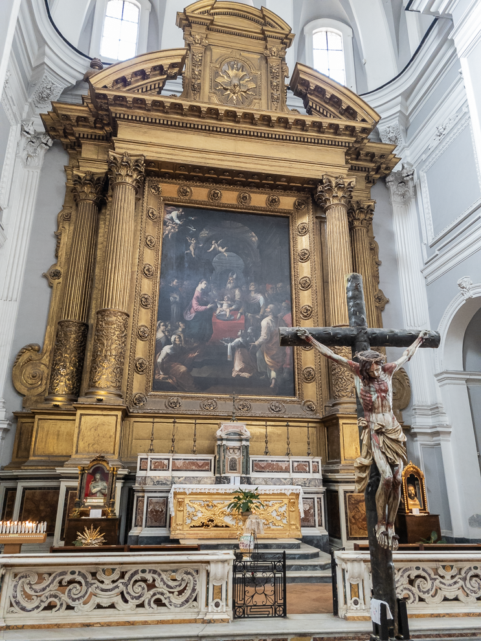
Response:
[89, 472, 108, 499]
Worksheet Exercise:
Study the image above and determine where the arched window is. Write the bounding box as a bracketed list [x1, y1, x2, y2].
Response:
[100, 0, 140, 61]
[312, 29, 345, 85]
[89, 0, 151, 62]
[304, 19, 356, 92]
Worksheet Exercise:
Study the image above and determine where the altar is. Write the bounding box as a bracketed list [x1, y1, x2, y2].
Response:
[169, 484, 304, 540]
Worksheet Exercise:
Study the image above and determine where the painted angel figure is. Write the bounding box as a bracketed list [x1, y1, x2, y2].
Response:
[207, 239, 228, 256]
[297, 327, 429, 551]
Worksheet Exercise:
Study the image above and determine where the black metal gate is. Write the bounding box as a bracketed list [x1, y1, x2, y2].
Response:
[233, 551, 286, 618]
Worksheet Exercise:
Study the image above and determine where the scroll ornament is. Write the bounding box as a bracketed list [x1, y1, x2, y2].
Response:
[12, 344, 49, 401]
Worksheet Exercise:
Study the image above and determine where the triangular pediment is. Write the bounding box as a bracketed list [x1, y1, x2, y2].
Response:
[291, 64, 380, 126]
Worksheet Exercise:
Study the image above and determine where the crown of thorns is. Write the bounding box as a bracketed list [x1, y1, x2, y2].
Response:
[354, 350, 386, 364]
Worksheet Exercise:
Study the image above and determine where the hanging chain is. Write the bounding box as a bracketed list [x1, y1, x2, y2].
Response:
[306, 422, 311, 457]
[264, 421, 270, 456]
[286, 422, 291, 456]
[148, 420, 155, 454]
[170, 418, 176, 454]
[192, 419, 197, 455]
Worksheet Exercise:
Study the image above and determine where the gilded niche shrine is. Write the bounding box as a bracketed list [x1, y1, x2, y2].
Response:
[5, 0, 400, 548]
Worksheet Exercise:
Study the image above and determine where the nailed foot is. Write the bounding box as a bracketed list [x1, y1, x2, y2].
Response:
[375, 522, 389, 549]
[387, 523, 399, 551]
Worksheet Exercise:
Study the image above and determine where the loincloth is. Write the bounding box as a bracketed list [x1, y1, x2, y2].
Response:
[354, 417, 407, 493]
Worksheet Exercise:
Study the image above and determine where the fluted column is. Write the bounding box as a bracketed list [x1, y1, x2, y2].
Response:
[315, 175, 356, 405]
[47, 172, 104, 402]
[348, 200, 376, 327]
[87, 151, 145, 398]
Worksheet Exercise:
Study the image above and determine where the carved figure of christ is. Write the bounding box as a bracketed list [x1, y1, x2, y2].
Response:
[297, 326, 427, 550]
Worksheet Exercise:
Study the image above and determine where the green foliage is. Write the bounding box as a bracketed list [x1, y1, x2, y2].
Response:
[227, 488, 265, 514]
[419, 530, 447, 544]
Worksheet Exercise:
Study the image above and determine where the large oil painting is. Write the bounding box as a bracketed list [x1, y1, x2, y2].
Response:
[153, 205, 295, 397]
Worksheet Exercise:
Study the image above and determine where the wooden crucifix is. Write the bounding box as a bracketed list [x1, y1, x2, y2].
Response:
[279, 273, 440, 637]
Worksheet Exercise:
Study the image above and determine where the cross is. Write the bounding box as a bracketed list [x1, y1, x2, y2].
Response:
[279, 273, 440, 639]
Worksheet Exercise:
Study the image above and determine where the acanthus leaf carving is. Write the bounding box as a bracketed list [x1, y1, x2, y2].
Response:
[315, 175, 355, 210]
[89, 310, 129, 393]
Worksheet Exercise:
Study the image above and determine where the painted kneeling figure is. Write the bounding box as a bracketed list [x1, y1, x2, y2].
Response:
[297, 327, 429, 550]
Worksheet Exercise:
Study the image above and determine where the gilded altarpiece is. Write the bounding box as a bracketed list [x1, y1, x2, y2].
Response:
[6, 0, 399, 524]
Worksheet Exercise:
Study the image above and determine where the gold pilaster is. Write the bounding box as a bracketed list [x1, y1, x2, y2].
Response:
[348, 200, 376, 327]
[87, 152, 145, 399]
[315, 175, 356, 409]
[46, 172, 104, 402]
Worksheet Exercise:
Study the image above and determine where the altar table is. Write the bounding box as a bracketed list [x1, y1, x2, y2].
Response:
[169, 484, 304, 539]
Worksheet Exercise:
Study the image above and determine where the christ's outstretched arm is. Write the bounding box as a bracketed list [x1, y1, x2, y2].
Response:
[296, 328, 358, 373]
[391, 329, 429, 372]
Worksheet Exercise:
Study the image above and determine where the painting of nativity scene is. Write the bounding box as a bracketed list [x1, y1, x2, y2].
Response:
[154, 205, 295, 397]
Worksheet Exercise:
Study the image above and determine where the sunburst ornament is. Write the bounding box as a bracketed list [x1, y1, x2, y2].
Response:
[215, 61, 257, 107]
[76, 525, 106, 547]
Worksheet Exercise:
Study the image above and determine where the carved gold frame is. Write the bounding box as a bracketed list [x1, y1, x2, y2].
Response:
[126, 177, 324, 419]
[401, 461, 429, 514]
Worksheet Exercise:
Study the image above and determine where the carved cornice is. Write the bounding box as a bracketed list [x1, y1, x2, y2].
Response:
[315, 175, 355, 210]
[72, 172, 105, 204]
[291, 63, 380, 126]
[348, 200, 375, 229]
[108, 152, 145, 192]
[386, 163, 415, 204]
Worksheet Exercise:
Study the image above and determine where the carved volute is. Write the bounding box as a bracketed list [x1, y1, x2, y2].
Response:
[176, 0, 294, 112]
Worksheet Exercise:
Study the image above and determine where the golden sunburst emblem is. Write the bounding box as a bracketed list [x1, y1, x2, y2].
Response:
[215, 61, 257, 107]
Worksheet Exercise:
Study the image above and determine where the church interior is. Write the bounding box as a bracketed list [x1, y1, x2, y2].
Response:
[0, 0, 480, 638]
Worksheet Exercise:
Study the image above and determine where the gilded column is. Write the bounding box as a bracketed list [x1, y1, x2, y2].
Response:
[315, 175, 355, 404]
[348, 200, 377, 327]
[47, 172, 104, 402]
[87, 151, 145, 398]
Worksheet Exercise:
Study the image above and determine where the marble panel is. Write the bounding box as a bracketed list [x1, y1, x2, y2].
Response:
[326, 490, 341, 539]
[146, 497, 168, 528]
[293, 460, 310, 473]
[252, 460, 290, 473]
[312, 461, 319, 474]
[345, 492, 368, 539]
[139, 458, 148, 470]
[317, 497, 323, 528]
[301, 497, 315, 527]
[150, 459, 170, 471]
[135, 496, 145, 527]
[20, 488, 60, 535]
[172, 459, 211, 472]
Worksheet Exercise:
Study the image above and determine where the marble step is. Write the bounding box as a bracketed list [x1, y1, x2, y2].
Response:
[286, 549, 331, 572]
[286, 569, 332, 583]
[181, 537, 302, 550]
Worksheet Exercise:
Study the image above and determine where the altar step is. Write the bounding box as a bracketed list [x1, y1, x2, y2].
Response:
[179, 539, 332, 583]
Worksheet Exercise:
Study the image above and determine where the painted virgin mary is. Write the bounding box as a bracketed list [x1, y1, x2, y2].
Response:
[183, 278, 216, 343]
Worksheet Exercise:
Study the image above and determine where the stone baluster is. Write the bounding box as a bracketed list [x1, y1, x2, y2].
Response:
[315, 174, 356, 406]
[348, 200, 376, 327]
[47, 172, 104, 402]
[87, 151, 145, 399]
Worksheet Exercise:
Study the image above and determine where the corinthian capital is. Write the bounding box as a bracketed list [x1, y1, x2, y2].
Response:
[386, 163, 415, 204]
[348, 200, 375, 229]
[108, 151, 145, 192]
[72, 172, 105, 203]
[18, 120, 53, 169]
[315, 175, 356, 210]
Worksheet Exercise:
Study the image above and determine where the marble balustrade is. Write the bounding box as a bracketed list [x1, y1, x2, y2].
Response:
[0, 550, 234, 628]
[335, 550, 481, 620]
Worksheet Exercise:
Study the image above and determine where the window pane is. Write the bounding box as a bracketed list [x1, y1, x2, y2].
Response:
[328, 50, 345, 71]
[313, 49, 329, 75]
[313, 30, 327, 50]
[103, 16, 121, 40]
[327, 31, 342, 50]
[118, 40, 137, 60]
[329, 67, 345, 85]
[100, 37, 119, 59]
[122, 1, 139, 23]
[106, 0, 123, 19]
[120, 19, 138, 43]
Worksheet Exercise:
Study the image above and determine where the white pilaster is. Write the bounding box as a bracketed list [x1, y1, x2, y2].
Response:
[0, 0, 22, 94]
[385, 165, 448, 430]
[0, 122, 52, 444]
